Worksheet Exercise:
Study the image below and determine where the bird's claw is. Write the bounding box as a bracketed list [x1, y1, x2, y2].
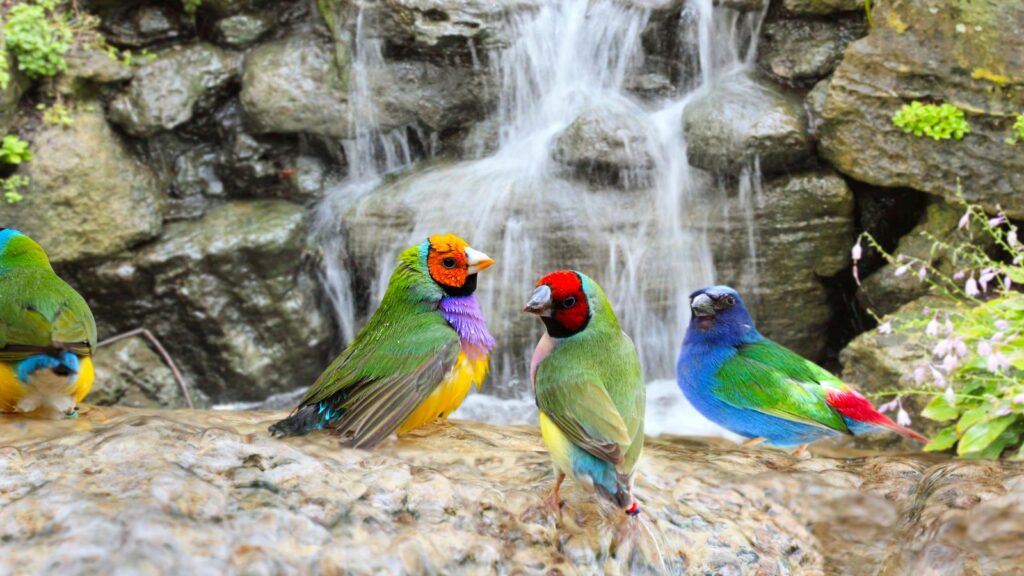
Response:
[64, 409, 79, 420]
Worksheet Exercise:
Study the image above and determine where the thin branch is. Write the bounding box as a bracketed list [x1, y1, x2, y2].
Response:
[97, 328, 194, 409]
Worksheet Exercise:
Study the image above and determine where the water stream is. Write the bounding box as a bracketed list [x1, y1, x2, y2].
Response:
[310, 0, 767, 435]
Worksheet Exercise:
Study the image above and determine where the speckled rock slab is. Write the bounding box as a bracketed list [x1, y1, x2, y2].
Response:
[1, 407, 1022, 575]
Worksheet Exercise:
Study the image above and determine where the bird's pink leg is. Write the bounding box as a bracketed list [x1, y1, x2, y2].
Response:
[545, 471, 566, 519]
[741, 437, 767, 447]
[792, 444, 809, 457]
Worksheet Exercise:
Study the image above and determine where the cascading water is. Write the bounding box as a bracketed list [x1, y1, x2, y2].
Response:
[314, 0, 767, 433]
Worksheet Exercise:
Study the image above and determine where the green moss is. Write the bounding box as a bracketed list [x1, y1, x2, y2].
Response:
[1007, 114, 1024, 145]
[3, 1, 74, 80]
[892, 101, 971, 141]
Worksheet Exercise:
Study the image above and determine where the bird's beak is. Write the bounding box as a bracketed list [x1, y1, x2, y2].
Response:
[465, 246, 494, 274]
[691, 293, 715, 318]
[523, 284, 553, 317]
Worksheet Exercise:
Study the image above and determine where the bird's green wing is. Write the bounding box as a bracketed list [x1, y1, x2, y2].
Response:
[301, 306, 461, 449]
[0, 269, 96, 361]
[536, 368, 633, 465]
[713, 339, 850, 433]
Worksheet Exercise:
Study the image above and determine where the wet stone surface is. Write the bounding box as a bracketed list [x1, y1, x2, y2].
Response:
[1, 407, 1022, 575]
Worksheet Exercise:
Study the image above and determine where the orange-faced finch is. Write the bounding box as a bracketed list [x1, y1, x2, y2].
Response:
[523, 270, 645, 517]
[676, 286, 928, 455]
[270, 234, 496, 448]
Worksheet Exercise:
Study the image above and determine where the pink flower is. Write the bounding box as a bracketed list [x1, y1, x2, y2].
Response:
[980, 269, 997, 292]
[995, 407, 1013, 417]
[851, 238, 863, 262]
[1008, 229, 1019, 246]
[1005, 276, 1013, 291]
[944, 317, 954, 334]
[878, 399, 899, 413]
[958, 210, 971, 230]
[918, 266, 928, 281]
[933, 339, 951, 357]
[953, 270, 966, 280]
[942, 354, 959, 372]
[954, 338, 967, 357]
[966, 274, 980, 296]
[878, 321, 893, 335]
[930, 367, 946, 387]
[894, 265, 909, 277]
[945, 387, 956, 405]
[1012, 393, 1024, 405]
[913, 366, 927, 384]
[995, 319, 1009, 331]
[987, 351, 1011, 373]
[989, 215, 1007, 227]
[926, 314, 941, 336]
[897, 405, 912, 427]
[978, 340, 993, 357]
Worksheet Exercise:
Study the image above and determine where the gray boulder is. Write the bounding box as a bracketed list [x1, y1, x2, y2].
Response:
[759, 18, 865, 83]
[683, 72, 813, 174]
[693, 169, 855, 360]
[215, 14, 273, 48]
[6, 107, 162, 264]
[0, 44, 28, 135]
[90, 336, 207, 409]
[784, 0, 863, 15]
[72, 201, 334, 402]
[551, 107, 656, 189]
[109, 44, 241, 137]
[100, 4, 188, 48]
[819, 0, 1024, 217]
[369, 59, 495, 134]
[240, 36, 352, 138]
[373, 0, 541, 53]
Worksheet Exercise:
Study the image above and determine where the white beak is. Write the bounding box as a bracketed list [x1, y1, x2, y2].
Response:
[465, 246, 494, 275]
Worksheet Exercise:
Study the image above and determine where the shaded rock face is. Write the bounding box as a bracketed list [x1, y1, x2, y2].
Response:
[683, 72, 813, 175]
[240, 35, 352, 138]
[109, 43, 241, 137]
[857, 201, 981, 317]
[551, 106, 656, 188]
[372, 0, 542, 54]
[694, 170, 855, 360]
[91, 336, 207, 409]
[69, 201, 334, 402]
[2, 407, 1024, 574]
[819, 0, 1024, 218]
[5, 108, 163, 265]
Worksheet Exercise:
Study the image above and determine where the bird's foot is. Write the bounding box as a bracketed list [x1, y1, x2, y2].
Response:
[741, 437, 768, 448]
[545, 472, 566, 521]
[792, 444, 810, 458]
[64, 408, 79, 420]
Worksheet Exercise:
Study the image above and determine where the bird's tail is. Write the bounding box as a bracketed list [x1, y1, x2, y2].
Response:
[874, 417, 930, 443]
[826, 389, 929, 443]
[593, 470, 640, 516]
[268, 403, 340, 437]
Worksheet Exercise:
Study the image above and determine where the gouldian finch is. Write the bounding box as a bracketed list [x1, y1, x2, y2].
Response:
[270, 234, 495, 448]
[524, 271, 645, 516]
[677, 286, 927, 454]
[0, 229, 97, 418]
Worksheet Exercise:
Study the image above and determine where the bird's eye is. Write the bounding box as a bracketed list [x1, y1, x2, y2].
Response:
[442, 257, 457, 269]
[563, 296, 576, 308]
[722, 295, 736, 306]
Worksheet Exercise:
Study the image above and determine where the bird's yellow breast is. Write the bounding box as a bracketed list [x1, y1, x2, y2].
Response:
[0, 356, 94, 413]
[397, 351, 488, 435]
[539, 411, 574, 477]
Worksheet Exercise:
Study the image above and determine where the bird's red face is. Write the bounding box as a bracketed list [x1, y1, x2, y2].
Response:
[523, 270, 591, 337]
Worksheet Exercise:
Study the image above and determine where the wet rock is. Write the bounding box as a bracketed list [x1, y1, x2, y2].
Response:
[819, 0, 1024, 218]
[858, 201, 983, 316]
[3, 407, 1024, 574]
[683, 72, 813, 175]
[240, 35, 351, 138]
[552, 106, 656, 189]
[101, 4, 189, 48]
[109, 44, 241, 137]
[716, 0, 768, 12]
[168, 145, 225, 221]
[694, 169, 855, 360]
[70, 201, 334, 402]
[624, 72, 675, 100]
[0, 44, 28, 134]
[804, 77, 830, 138]
[370, 59, 494, 135]
[91, 336, 207, 409]
[840, 297, 951, 450]
[374, 0, 541, 54]
[215, 14, 273, 47]
[759, 18, 865, 83]
[6, 107, 162, 264]
[58, 45, 133, 97]
[783, 0, 863, 15]
[203, 0, 298, 17]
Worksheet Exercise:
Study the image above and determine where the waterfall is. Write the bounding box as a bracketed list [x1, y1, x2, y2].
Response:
[315, 0, 768, 429]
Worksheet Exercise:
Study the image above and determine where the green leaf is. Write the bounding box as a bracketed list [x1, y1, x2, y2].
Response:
[957, 406, 990, 434]
[957, 415, 1017, 456]
[922, 394, 960, 422]
[965, 428, 1021, 459]
[923, 426, 959, 452]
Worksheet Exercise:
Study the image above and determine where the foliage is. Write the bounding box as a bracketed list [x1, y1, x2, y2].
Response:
[37, 101, 72, 127]
[1006, 114, 1024, 145]
[2, 174, 29, 204]
[3, 0, 75, 80]
[116, 48, 157, 68]
[0, 135, 32, 164]
[854, 192, 1024, 459]
[182, 0, 203, 17]
[892, 101, 971, 141]
[0, 43, 10, 91]
[864, 0, 872, 27]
